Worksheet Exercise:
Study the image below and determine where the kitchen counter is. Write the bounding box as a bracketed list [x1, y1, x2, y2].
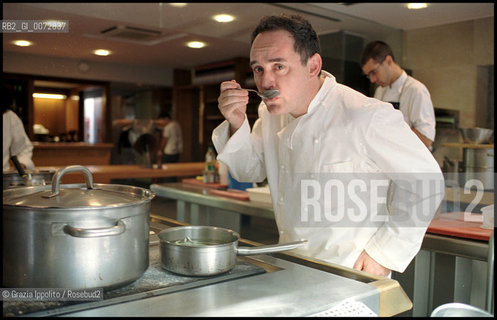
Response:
[37, 163, 204, 184]
[14, 215, 409, 317]
[150, 182, 274, 233]
[150, 182, 494, 316]
[32, 142, 114, 166]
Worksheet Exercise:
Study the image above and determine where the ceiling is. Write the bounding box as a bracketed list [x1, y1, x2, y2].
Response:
[2, 2, 494, 70]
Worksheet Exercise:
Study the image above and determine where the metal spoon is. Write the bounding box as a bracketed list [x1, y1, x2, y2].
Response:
[244, 88, 280, 99]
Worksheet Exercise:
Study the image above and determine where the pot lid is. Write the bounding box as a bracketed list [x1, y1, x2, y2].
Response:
[3, 184, 154, 209]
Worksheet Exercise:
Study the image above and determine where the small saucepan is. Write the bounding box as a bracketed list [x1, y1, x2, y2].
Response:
[159, 226, 307, 276]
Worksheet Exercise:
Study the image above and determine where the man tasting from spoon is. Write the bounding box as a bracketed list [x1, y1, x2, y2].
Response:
[213, 15, 444, 277]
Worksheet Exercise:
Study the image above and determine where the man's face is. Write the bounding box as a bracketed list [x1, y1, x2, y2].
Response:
[362, 57, 391, 87]
[250, 29, 314, 117]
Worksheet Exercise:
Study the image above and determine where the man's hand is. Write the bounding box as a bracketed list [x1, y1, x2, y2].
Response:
[353, 250, 391, 277]
[218, 80, 249, 134]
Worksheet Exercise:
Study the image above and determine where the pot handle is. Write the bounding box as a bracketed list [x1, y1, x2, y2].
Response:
[63, 221, 126, 238]
[43, 165, 94, 198]
[236, 240, 308, 256]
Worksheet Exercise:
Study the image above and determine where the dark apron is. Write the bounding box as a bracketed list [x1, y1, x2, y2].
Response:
[385, 78, 407, 110]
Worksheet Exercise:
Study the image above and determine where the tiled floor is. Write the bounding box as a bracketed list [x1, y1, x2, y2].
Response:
[151, 197, 279, 244]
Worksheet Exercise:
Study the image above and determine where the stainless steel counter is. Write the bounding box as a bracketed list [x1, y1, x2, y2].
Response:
[150, 182, 494, 316]
[150, 183, 274, 233]
[53, 217, 391, 317]
[54, 217, 411, 317]
[61, 254, 380, 317]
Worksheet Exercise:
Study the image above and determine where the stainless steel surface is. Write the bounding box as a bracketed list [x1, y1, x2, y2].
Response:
[3, 236, 265, 317]
[58, 254, 381, 317]
[3, 169, 54, 188]
[244, 88, 280, 99]
[487, 232, 494, 314]
[236, 240, 306, 255]
[3, 165, 155, 289]
[4, 165, 154, 208]
[460, 127, 494, 144]
[45, 165, 94, 198]
[422, 233, 490, 261]
[431, 302, 493, 317]
[462, 148, 494, 190]
[150, 183, 275, 219]
[159, 225, 306, 276]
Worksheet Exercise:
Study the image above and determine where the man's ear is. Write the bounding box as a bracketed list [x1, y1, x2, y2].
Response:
[308, 53, 322, 78]
[384, 55, 394, 66]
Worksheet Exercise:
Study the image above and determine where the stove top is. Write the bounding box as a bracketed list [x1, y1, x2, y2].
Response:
[3, 236, 266, 317]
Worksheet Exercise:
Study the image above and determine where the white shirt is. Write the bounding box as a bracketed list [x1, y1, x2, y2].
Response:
[3, 110, 35, 171]
[162, 121, 183, 155]
[374, 70, 436, 141]
[212, 71, 444, 273]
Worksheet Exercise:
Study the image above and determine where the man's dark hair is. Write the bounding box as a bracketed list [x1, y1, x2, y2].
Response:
[158, 110, 171, 119]
[251, 14, 320, 66]
[360, 40, 395, 67]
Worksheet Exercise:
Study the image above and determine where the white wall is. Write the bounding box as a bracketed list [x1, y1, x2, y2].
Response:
[403, 17, 494, 129]
[3, 51, 174, 87]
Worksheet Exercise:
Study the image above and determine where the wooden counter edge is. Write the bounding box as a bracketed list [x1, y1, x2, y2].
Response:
[33, 142, 114, 148]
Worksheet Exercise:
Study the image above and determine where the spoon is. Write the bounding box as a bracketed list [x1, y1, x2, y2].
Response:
[244, 88, 280, 99]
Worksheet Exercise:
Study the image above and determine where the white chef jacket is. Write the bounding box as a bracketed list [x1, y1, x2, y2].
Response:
[212, 71, 445, 273]
[162, 121, 183, 155]
[374, 70, 436, 142]
[3, 110, 35, 171]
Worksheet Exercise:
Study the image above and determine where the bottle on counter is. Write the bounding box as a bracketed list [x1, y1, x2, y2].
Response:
[203, 146, 218, 183]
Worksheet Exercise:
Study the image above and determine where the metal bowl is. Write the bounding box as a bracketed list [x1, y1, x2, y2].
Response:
[431, 303, 493, 317]
[460, 127, 493, 144]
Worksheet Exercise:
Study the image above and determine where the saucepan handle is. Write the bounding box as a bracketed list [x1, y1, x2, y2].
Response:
[236, 240, 307, 255]
[63, 221, 126, 238]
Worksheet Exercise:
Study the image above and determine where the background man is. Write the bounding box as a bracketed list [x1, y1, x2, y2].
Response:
[3, 83, 35, 172]
[360, 40, 436, 150]
[156, 111, 183, 165]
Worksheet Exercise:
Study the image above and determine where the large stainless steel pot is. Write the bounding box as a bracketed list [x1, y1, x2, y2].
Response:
[3, 165, 155, 289]
[462, 148, 494, 190]
[159, 226, 307, 276]
[3, 169, 55, 188]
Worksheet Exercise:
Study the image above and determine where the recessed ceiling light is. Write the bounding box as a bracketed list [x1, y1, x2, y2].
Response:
[33, 93, 67, 100]
[169, 3, 187, 8]
[186, 41, 206, 49]
[406, 3, 428, 10]
[213, 14, 235, 23]
[13, 40, 33, 47]
[93, 49, 111, 56]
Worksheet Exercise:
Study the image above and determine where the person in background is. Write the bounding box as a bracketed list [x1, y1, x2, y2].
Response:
[156, 111, 183, 165]
[2, 84, 35, 172]
[360, 40, 436, 150]
[212, 14, 444, 277]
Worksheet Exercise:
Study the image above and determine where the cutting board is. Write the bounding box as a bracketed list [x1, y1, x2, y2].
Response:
[208, 189, 250, 201]
[427, 212, 493, 241]
[182, 178, 228, 189]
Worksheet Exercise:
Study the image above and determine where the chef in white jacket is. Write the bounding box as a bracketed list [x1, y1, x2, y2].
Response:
[212, 15, 444, 276]
[2, 84, 35, 172]
[360, 40, 436, 150]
